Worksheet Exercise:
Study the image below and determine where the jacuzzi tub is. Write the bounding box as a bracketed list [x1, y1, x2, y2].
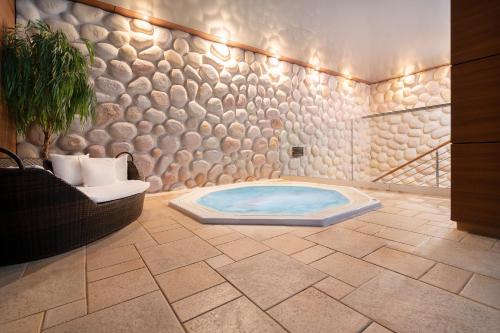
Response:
[169, 181, 381, 227]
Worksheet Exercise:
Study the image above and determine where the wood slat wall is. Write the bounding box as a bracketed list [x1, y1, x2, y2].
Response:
[0, 0, 16, 154]
[451, 0, 500, 238]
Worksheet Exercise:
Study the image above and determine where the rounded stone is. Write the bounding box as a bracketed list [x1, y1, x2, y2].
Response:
[136, 95, 151, 110]
[133, 135, 154, 152]
[139, 46, 163, 62]
[146, 176, 162, 193]
[175, 150, 193, 165]
[152, 72, 171, 91]
[171, 69, 185, 85]
[131, 19, 153, 34]
[134, 153, 155, 177]
[17, 142, 39, 158]
[87, 129, 110, 144]
[199, 121, 212, 136]
[211, 43, 230, 60]
[173, 38, 189, 55]
[119, 45, 138, 62]
[253, 137, 268, 153]
[213, 124, 227, 139]
[228, 122, 245, 139]
[109, 122, 138, 140]
[182, 132, 202, 151]
[46, 19, 79, 42]
[80, 24, 108, 42]
[137, 121, 153, 134]
[164, 50, 184, 68]
[128, 76, 152, 95]
[191, 36, 209, 53]
[37, 0, 67, 14]
[58, 134, 87, 151]
[165, 119, 185, 135]
[187, 101, 206, 119]
[95, 103, 123, 126]
[160, 136, 180, 153]
[72, 3, 104, 23]
[131, 59, 154, 75]
[144, 108, 167, 124]
[170, 85, 188, 108]
[109, 60, 133, 82]
[95, 43, 118, 60]
[110, 142, 133, 157]
[155, 28, 172, 49]
[200, 64, 219, 85]
[151, 91, 170, 110]
[203, 137, 220, 149]
[222, 137, 241, 154]
[104, 14, 130, 31]
[130, 32, 153, 50]
[87, 145, 105, 158]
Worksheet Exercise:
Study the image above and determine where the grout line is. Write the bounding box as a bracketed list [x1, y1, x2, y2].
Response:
[457, 272, 475, 295]
[416, 261, 437, 280]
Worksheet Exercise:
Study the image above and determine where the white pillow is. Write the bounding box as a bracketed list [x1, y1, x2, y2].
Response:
[80, 158, 117, 187]
[51, 154, 89, 185]
[115, 155, 128, 181]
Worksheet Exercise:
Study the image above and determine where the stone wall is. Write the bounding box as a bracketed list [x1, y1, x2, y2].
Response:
[15, 0, 450, 190]
[15, 0, 371, 192]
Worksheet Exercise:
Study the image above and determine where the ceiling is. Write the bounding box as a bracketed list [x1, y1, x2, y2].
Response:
[103, 0, 450, 83]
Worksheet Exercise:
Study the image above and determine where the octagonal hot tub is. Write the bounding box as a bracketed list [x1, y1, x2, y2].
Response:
[169, 181, 381, 227]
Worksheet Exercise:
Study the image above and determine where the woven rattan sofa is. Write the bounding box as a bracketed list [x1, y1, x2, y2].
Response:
[0, 147, 147, 265]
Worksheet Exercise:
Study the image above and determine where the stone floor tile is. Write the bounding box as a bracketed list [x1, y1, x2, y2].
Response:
[364, 247, 435, 279]
[461, 274, 500, 309]
[43, 299, 87, 329]
[0, 263, 26, 288]
[0, 249, 85, 324]
[314, 277, 354, 299]
[44, 291, 183, 333]
[379, 206, 403, 214]
[205, 254, 235, 269]
[88, 268, 158, 312]
[362, 322, 394, 333]
[268, 288, 370, 333]
[172, 214, 205, 230]
[356, 224, 386, 235]
[133, 239, 158, 250]
[263, 234, 315, 255]
[87, 245, 140, 271]
[291, 245, 334, 264]
[219, 250, 326, 309]
[306, 227, 386, 258]
[184, 297, 286, 333]
[87, 258, 145, 283]
[336, 219, 370, 230]
[413, 224, 466, 241]
[385, 241, 417, 253]
[492, 240, 500, 253]
[357, 211, 427, 231]
[86, 222, 153, 251]
[291, 226, 326, 238]
[374, 227, 429, 246]
[140, 236, 221, 275]
[419, 263, 472, 293]
[207, 231, 245, 246]
[193, 226, 234, 240]
[310, 252, 384, 287]
[460, 234, 497, 250]
[172, 282, 241, 322]
[414, 238, 500, 279]
[343, 271, 500, 333]
[155, 261, 225, 302]
[0, 313, 44, 333]
[151, 227, 194, 244]
[415, 212, 451, 222]
[217, 237, 270, 261]
[230, 225, 295, 241]
[395, 202, 445, 215]
[397, 209, 420, 217]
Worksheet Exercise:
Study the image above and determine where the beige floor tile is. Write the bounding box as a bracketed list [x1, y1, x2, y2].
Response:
[155, 261, 225, 302]
[193, 226, 234, 240]
[88, 268, 158, 312]
[0, 249, 85, 324]
[362, 322, 394, 333]
[263, 234, 315, 255]
[379, 206, 403, 214]
[172, 282, 241, 322]
[311, 252, 384, 287]
[344, 271, 500, 333]
[356, 224, 386, 235]
[0, 313, 43, 333]
[207, 231, 245, 245]
[306, 227, 386, 258]
[415, 212, 451, 222]
[143, 221, 182, 234]
[492, 241, 500, 253]
[336, 219, 370, 230]
[291, 245, 334, 264]
[43, 299, 87, 329]
[420, 263, 472, 293]
[395, 202, 445, 215]
[230, 225, 295, 241]
[219, 250, 326, 309]
[217, 237, 270, 261]
[268, 288, 370, 333]
[185, 297, 286, 333]
[151, 227, 194, 244]
[414, 238, 500, 279]
[385, 241, 417, 253]
[374, 227, 429, 246]
[140, 236, 221, 275]
[291, 226, 326, 238]
[87, 245, 140, 271]
[134, 239, 159, 250]
[357, 211, 427, 231]
[87, 258, 145, 283]
[461, 274, 500, 309]
[314, 277, 354, 299]
[460, 234, 497, 250]
[397, 209, 420, 217]
[205, 254, 235, 269]
[0, 263, 26, 288]
[172, 214, 205, 230]
[86, 222, 153, 251]
[364, 247, 435, 279]
[413, 224, 466, 241]
[44, 291, 183, 333]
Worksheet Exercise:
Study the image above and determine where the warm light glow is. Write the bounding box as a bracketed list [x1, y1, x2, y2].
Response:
[342, 69, 352, 79]
[142, 15, 150, 21]
[213, 28, 230, 45]
[269, 45, 281, 59]
[403, 64, 416, 75]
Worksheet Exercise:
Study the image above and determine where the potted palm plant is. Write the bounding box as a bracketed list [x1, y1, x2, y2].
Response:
[1, 21, 96, 159]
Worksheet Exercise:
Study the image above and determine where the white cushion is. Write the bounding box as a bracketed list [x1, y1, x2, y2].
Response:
[115, 155, 128, 181]
[51, 154, 88, 185]
[76, 180, 150, 203]
[80, 158, 117, 187]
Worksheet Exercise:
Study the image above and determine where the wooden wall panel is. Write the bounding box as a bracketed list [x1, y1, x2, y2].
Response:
[451, 143, 500, 238]
[451, 0, 500, 65]
[0, 0, 16, 153]
[451, 55, 500, 143]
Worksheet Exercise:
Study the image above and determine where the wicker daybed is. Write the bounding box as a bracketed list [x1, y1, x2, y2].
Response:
[0, 147, 147, 265]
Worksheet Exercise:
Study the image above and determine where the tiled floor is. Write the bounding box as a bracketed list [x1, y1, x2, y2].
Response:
[1, 183, 500, 332]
